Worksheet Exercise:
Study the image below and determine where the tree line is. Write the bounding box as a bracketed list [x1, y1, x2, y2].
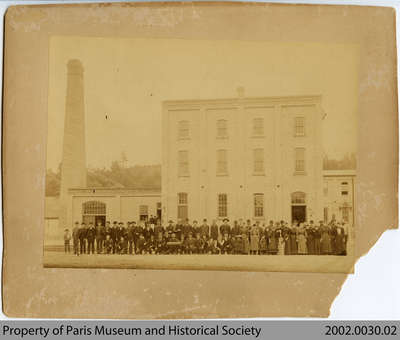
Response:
[46, 153, 356, 197]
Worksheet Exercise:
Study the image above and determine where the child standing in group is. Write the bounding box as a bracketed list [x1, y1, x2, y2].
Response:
[64, 228, 71, 253]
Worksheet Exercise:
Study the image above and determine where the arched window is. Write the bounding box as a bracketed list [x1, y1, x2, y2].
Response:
[291, 192, 306, 205]
[82, 201, 106, 215]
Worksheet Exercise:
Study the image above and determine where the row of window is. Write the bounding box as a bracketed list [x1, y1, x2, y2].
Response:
[82, 201, 161, 221]
[178, 148, 306, 176]
[177, 117, 306, 139]
[177, 192, 306, 219]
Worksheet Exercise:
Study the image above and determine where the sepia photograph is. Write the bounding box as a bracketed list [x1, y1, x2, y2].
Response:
[2, 0, 398, 320]
[43, 36, 358, 272]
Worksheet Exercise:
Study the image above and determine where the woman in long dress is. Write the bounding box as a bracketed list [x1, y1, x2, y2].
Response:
[320, 224, 332, 255]
[266, 225, 277, 255]
[296, 223, 308, 255]
[250, 224, 260, 255]
[242, 233, 250, 255]
[289, 224, 298, 255]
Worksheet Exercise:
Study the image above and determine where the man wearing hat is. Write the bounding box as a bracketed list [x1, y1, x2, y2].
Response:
[192, 220, 200, 237]
[110, 221, 118, 254]
[200, 218, 210, 238]
[182, 218, 192, 241]
[95, 220, 104, 254]
[154, 220, 164, 241]
[64, 228, 71, 253]
[87, 222, 96, 255]
[219, 218, 231, 237]
[78, 222, 87, 254]
[133, 221, 143, 254]
[166, 220, 175, 234]
[126, 222, 135, 255]
[210, 219, 219, 244]
[72, 221, 80, 256]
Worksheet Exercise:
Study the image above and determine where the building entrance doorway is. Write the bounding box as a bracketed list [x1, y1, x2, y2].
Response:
[291, 191, 306, 224]
[291, 205, 306, 223]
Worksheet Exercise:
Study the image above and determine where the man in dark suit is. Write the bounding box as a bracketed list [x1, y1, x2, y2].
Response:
[72, 221, 80, 256]
[210, 220, 219, 242]
[192, 220, 201, 237]
[95, 221, 104, 254]
[219, 218, 231, 237]
[200, 218, 210, 238]
[182, 218, 192, 240]
[87, 222, 96, 254]
[78, 222, 87, 254]
[110, 221, 118, 254]
[126, 222, 134, 254]
[133, 221, 143, 254]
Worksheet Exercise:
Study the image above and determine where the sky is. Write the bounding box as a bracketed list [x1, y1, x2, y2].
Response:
[47, 36, 359, 171]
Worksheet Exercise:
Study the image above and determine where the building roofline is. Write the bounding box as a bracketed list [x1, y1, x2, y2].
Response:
[68, 187, 161, 193]
[163, 94, 322, 108]
[323, 169, 356, 177]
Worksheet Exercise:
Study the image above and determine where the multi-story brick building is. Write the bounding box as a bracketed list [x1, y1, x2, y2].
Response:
[161, 92, 325, 224]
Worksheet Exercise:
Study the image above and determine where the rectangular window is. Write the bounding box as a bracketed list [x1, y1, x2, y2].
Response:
[178, 150, 189, 176]
[177, 193, 188, 221]
[342, 207, 349, 223]
[253, 118, 264, 136]
[139, 205, 149, 221]
[254, 193, 264, 217]
[341, 181, 349, 195]
[295, 147, 305, 173]
[217, 119, 228, 138]
[294, 117, 305, 136]
[216, 149, 228, 175]
[178, 120, 189, 139]
[253, 148, 264, 174]
[218, 194, 228, 218]
[324, 207, 328, 223]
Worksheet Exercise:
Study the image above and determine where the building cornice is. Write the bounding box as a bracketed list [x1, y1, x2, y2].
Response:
[163, 95, 322, 110]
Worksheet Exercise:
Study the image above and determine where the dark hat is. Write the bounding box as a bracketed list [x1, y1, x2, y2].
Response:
[193, 220, 198, 223]
[246, 219, 251, 223]
[223, 218, 229, 222]
[168, 220, 173, 223]
[81, 222, 86, 225]
[203, 218, 207, 222]
[65, 228, 69, 231]
[75, 221, 79, 225]
[132, 221, 136, 224]
[113, 221, 117, 224]
[119, 222, 123, 225]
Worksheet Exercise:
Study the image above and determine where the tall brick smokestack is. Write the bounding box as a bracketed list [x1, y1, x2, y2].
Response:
[59, 59, 87, 231]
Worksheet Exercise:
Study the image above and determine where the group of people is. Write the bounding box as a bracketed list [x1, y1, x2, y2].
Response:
[63, 217, 348, 256]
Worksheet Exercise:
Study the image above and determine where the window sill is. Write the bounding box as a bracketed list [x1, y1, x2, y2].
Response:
[216, 136, 229, 140]
[178, 174, 190, 178]
[293, 171, 307, 176]
[177, 137, 190, 141]
[294, 134, 306, 137]
[253, 172, 265, 176]
[216, 173, 229, 177]
[251, 135, 265, 139]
